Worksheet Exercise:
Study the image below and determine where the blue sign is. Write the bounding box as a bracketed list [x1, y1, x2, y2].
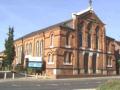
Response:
[28, 61, 42, 68]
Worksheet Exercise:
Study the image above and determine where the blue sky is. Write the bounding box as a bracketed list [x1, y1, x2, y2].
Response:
[0, 0, 120, 51]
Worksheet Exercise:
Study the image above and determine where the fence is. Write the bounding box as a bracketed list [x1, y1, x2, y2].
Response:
[0, 71, 15, 79]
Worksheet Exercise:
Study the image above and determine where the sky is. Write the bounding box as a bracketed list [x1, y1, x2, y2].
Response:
[0, 0, 120, 52]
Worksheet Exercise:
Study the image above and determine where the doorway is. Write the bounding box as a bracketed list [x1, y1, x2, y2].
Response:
[84, 53, 89, 74]
[92, 53, 96, 74]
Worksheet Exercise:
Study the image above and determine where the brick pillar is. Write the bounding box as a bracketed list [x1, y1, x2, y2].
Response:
[102, 27, 107, 75]
[80, 51, 85, 74]
[96, 53, 101, 74]
[88, 52, 93, 74]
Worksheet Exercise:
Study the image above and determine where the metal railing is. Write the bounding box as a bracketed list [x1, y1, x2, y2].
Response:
[0, 71, 15, 79]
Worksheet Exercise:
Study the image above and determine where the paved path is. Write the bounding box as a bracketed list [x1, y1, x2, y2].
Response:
[0, 76, 120, 90]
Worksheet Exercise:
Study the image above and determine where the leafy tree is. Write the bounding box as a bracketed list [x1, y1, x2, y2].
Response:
[3, 26, 15, 70]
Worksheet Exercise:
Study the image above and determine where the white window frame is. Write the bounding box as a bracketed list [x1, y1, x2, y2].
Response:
[65, 34, 72, 48]
[64, 52, 72, 65]
[107, 57, 112, 67]
[36, 41, 39, 56]
[29, 43, 32, 55]
[26, 44, 29, 55]
[39, 40, 43, 56]
[48, 54, 54, 64]
[50, 34, 54, 48]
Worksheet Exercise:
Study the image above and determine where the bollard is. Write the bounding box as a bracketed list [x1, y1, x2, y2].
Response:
[36, 73, 38, 79]
[12, 72, 15, 79]
[4, 72, 7, 79]
[25, 71, 27, 78]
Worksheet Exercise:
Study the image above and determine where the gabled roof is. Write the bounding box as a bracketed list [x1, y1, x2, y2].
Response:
[15, 7, 105, 42]
[115, 40, 120, 46]
[72, 7, 105, 25]
[106, 36, 115, 41]
[15, 19, 73, 41]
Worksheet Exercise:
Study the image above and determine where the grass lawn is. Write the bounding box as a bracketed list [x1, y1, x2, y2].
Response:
[97, 80, 120, 90]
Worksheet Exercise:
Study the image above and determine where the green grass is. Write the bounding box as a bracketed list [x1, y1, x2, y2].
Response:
[97, 80, 120, 90]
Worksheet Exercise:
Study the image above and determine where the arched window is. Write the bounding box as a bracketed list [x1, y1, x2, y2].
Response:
[64, 52, 72, 64]
[26, 44, 29, 55]
[78, 22, 84, 47]
[19, 46, 22, 64]
[39, 40, 43, 56]
[17, 46, 22, 64]
[48, 54, 54, 64]
[107, 56, 112, 67]
[50, 34, 54, 47]
[96, 26, 99, 49]
[66, 32, 72, 47]
[16, 46, 18, 58]
[48, 54, 51, 63]
[29, 43, 32, 55]
[68, 35, 72, 46]
[79, 33, 82, 47]
[87, 22, 92, 48]
[111, 44, 115, 53]
[36, 41, 39, 56]
[66, 33, 69, 46]
[17, 46, 20, 63]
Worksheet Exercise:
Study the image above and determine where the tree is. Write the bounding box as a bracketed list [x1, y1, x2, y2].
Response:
[3, 26, 15, 70]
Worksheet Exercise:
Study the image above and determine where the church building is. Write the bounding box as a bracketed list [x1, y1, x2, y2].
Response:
[14, 1, 118, 78]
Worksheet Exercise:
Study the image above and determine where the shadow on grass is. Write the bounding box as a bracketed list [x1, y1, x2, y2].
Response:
[97, 80, 120, 90]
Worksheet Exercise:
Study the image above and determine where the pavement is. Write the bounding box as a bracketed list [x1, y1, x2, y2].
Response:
[0, 75, 120, 90]
[1, 75, 120, 82]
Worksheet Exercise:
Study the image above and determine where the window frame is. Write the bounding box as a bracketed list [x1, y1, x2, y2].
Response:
[96, 26, 99, 50]
[36, 41, 39, 56]
[48, 54, 54, 64]
[87, 22, 92, 48]
[50, 34, 54, 48]
[64, 52, 72, 65]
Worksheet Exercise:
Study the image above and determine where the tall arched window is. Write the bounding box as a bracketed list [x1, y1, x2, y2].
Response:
[29, 43, 32, 55]
[66, 32, 69, 46]
[17, 46, 20, 63]
[17, 46, 22, 64]
[68, 34, 72, 46]
[64, 52, 72, 64]
[87, 22, 92, 48]
[107, 56, 112, 67]
[66, 32, 72, 48]
[36, 41, 39, 56]
[16, 46, 18, 59]
[96, 26, 99, 49]
[50, 34, 54, 47]
[48, 53, 54, 64]
[26, 44, 29, 55]
[79, 33, 82, 47]
[19, 46, 22, 64]
[39, 40, 43, 56]
[78, 22, 84, 47]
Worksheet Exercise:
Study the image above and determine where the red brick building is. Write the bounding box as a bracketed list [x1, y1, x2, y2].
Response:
[14, 7, 118, 78]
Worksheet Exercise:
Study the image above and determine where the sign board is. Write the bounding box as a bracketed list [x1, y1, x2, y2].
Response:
[29, 57, 42, 62]
[28, 61, 42, 68]
[25, 55, 43, 68]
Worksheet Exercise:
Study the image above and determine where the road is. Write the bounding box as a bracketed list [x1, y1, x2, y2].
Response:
[0, 77, 119, 90]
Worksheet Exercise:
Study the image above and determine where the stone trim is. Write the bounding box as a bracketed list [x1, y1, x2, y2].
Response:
[89, 52, 93, 56]
[53, 69, 61, 75]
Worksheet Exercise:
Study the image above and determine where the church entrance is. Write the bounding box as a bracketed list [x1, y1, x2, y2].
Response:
[84, 53, 89, 74]
[92, 53, 96, 74]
